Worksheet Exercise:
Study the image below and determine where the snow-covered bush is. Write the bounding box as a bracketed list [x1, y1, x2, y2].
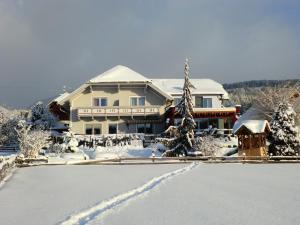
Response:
[16, 121, 49, 158]
[30, 101, 56, 130]
[60, 131, 79, 153]
[49, 143, 64, 154]
[269, 103, 300, 156]
[194, 136, 221, 156]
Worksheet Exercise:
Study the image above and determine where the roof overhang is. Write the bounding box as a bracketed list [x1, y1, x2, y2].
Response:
[58, 80, 173, 105]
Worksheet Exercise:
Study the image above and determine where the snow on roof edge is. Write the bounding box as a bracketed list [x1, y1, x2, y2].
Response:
[89, 65, 150, 83]
[233, 120, 270, 134]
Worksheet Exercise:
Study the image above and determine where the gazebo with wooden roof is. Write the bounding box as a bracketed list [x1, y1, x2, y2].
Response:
[233, 120, 271, 157]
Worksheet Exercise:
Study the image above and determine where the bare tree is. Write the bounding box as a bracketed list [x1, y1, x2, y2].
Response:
[253, 81, 300, 120]
[228, 88, 257, 113]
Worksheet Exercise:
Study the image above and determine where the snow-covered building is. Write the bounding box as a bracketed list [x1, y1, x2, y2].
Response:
[233, 120, 270, 156]
[50, 65, 237, 135]
[153, 79, 236, 133]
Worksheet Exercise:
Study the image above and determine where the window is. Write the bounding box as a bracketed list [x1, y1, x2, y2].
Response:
[130, 97, 145, 106]
[145, 123, 152, 134]
[173, 98, 181, 106]
[137, 124, 145, 133]
[109, 124, 118, 134]
[85, 125, 93, 135]
[224, 117, 233, 129]
[202, 98, 212, 108]
[93, 97, 107, 107]
[131, 97, 137, 106]
[199, 119, 209, 129]
[208, 118, 219, 128]
[195, 96, 203, 107]
[138, 97, 145, 106]
[94, 125, 101, 135]
[113, 100, 119, 106]
[137, 123, 153, 134]
[85, 124, 102, 135]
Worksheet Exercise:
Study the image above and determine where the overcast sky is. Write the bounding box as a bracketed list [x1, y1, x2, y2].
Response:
[0, 0, 300, 108]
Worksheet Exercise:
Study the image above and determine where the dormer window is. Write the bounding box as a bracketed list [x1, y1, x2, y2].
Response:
[94, 97, 108, 107]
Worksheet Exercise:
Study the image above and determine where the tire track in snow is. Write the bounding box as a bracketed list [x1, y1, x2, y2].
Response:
[59, 162, 198, 225]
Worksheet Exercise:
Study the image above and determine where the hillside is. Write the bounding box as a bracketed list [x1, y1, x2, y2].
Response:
[0, 105, 9, 113]
[223, 79, 299, 90]
[224, 79, 300, 114]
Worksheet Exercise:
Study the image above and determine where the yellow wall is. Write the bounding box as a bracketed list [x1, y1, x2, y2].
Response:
[69, 84, 167, 134]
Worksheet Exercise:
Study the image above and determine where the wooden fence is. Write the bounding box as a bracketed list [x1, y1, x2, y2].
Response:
[68, 155, 300, 165]
[0, 146, 18, 152]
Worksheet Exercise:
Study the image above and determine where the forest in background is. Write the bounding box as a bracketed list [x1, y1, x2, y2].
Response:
[224, 79, 300, 114]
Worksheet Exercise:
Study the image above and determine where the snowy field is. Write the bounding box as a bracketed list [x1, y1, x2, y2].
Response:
[0, 163, 300, 225]
[0, 164, 185, 225]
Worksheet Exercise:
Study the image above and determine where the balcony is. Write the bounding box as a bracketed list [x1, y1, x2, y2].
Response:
[77, 106, 161, 117]
[192, 107, 236, 118]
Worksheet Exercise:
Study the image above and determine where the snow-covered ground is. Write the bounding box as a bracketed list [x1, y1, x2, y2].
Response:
[47, 146, 160, 164]
[0, 164, 185, 225]
[47, 136, 237, 164]
[93, 164, 300, 225]
[82, 145, 160, 159]
[0, 163, 299, 225]
[213, 136, 238, 156]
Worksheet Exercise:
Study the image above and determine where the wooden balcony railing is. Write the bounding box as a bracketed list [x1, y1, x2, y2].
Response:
[77, 106, 161, 117]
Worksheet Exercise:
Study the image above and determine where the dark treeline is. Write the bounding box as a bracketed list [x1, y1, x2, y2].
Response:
[223, 79, 300, 90]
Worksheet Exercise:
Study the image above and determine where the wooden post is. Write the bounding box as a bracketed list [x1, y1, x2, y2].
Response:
[241, 135, 244, 150]
[249, 134, 252, 150]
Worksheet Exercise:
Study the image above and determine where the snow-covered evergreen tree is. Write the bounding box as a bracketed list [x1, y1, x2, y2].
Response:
[0, 108, 22, 146]
[160, 59, 197, 156]
[269, 103, 300, 156]
[30, 101, 56, 130]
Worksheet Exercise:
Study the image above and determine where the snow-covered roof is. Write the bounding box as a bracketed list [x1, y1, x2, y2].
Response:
[58, 67, 172, 103]
[51, 92, 70, 104]
[233, 120, 270, 134]
[89, 65, 150, 83]
[152, 79, 228, 97]
[56, 66, 231, 104]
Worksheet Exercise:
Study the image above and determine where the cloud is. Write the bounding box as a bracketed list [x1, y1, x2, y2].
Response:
[0, 0, 299, 107]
